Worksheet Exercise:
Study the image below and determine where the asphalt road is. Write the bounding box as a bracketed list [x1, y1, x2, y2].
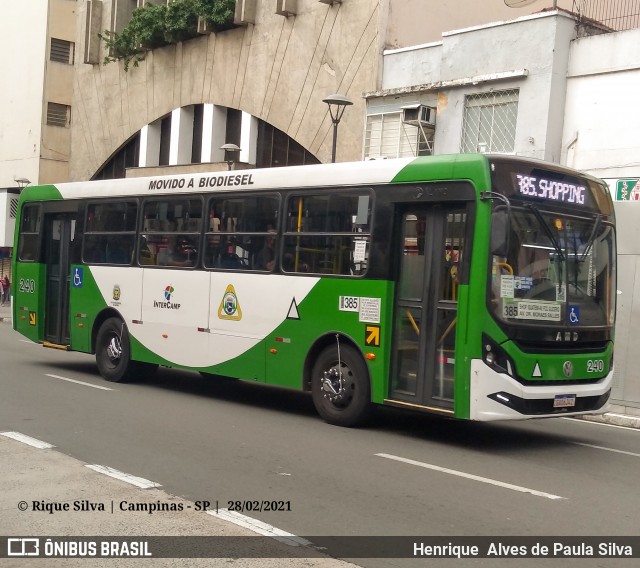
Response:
[1, 322, 639, 567]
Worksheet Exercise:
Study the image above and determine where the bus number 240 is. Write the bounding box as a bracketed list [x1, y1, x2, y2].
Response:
[19, 278, 36, 294]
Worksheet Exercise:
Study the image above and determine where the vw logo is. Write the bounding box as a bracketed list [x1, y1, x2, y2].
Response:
[563, 361, 573, 377]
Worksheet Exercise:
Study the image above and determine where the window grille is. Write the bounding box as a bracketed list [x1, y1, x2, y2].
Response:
[50, 38, 74, 64]
[460, 89, 519, 154]
[47, 103, 71, 128]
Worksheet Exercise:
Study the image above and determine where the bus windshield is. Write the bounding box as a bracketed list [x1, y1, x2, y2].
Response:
[490, 206, 615, 329]
[488, 157, 616, 333]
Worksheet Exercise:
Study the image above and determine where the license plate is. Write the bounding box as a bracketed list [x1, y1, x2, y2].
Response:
[553, 394, 576, 408]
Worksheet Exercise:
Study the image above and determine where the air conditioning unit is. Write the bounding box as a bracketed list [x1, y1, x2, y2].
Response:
[402, 104, 436, 128]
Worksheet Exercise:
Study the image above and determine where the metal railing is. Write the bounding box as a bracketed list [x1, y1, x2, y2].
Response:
[573, 0, 640, 32]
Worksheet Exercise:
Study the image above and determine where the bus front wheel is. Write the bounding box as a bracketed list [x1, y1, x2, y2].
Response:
[95, 317, 156, 382]
[311, 344, 371, 427]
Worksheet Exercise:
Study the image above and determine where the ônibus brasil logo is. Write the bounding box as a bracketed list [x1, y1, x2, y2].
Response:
[154, 285, 181, 310]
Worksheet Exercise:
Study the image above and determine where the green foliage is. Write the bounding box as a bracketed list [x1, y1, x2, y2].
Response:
[194, 0, 236, 30]
[100, 0, 235, 71]
[165, 0, 199, 43]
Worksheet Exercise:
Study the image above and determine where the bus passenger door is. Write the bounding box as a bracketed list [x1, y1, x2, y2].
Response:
[390, 206, 467, 412]
[43, 213, 76, 346]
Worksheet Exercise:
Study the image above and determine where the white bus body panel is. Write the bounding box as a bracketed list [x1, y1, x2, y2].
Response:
[469, 359, 613, 421]
[91, 267, 319, 368]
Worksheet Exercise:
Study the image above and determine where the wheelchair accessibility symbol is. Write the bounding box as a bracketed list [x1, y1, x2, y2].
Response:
[72, 267, 84, 288]
[568, 305, 580, 325]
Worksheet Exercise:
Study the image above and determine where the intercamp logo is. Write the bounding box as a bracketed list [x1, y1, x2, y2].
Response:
[153, 285, 180, 310]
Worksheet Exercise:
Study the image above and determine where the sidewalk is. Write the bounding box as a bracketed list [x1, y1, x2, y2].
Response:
[0, 300, 10, 323]
[0, 434, 356, 566]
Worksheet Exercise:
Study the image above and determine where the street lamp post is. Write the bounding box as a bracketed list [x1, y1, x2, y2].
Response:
[220, 143, 241, 170]
[14, 177, 31, 189]
[323, 94, 353, 163]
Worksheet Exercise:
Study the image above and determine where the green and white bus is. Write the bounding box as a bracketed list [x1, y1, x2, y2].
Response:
[12, 154, 616, 426]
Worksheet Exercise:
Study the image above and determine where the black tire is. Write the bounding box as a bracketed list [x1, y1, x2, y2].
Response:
[95, 317, 157, 382]
[311, 343, 371, 427]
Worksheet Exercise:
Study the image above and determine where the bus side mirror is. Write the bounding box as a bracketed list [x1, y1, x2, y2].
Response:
[491, 209, 511, 257]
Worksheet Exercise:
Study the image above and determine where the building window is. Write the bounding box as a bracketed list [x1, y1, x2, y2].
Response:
[92, 133, 140, 181]
[159, 115, 171, 166]
[364, 112, 433, 159]
[46, 103, 71, 127]
[256, 121, 320, 168]
[50, 38, 75, 64]
[460, 89, 519, 154]
[191, 104, 204, 164]
[225, 108, 242, 147]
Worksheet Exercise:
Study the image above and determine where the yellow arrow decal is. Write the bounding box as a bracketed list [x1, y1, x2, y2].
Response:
[365, 324, 380, 347]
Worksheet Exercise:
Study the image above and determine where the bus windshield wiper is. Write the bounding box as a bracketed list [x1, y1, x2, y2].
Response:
[524, 204, 565, 263]
[580, 214, 602, 262]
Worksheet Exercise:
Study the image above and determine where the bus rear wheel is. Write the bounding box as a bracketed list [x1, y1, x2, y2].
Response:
[311, 344, 371, 427]
[95, 317, 156, 382]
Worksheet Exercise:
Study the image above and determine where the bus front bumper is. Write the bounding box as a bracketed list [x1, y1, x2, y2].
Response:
[469, 359, 613, 421]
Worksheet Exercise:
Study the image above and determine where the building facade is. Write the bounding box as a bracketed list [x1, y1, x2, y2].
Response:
[0, 0, 77, 276]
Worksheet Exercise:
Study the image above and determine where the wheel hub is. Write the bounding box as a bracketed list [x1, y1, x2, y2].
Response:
[106, 335, 122, 362]
[322, 367, 345, 403]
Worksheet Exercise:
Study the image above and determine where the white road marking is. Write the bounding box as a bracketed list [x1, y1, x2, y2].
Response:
[85, 465, 161, 489]
[376, 453, 565, 500]
[45, 374, 113, 391]
[572, 442, 640, 458]
[19, 339, 38, 345]
[0, 431, 55, 449]
[207, 509, 310, 547]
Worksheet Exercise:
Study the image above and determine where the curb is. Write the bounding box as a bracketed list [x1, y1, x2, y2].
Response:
[580, 413, 640, 429]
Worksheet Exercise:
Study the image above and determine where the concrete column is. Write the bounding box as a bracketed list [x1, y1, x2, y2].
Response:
[169, 106, 194, 166]
[139, 120, 161, 167]
[201, 104, 227, 163]
[240, 111, 258, 166]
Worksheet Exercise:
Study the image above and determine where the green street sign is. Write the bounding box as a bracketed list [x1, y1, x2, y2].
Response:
[616, 179, 640, 201]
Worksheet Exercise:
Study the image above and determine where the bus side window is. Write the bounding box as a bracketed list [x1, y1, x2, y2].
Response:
[18, 204, 42, 262]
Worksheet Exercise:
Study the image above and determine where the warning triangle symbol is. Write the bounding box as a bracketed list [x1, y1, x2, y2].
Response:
[532, 362, 542, 378]
[287, 298, 300, 320]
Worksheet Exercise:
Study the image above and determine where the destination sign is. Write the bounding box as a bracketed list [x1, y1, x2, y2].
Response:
[513, 174, 586, 205]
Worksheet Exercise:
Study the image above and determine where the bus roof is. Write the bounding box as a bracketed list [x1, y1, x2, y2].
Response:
[19, 154, 496, 202]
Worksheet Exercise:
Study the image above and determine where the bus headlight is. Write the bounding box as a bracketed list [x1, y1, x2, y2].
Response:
[482, 334, 515, 377]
